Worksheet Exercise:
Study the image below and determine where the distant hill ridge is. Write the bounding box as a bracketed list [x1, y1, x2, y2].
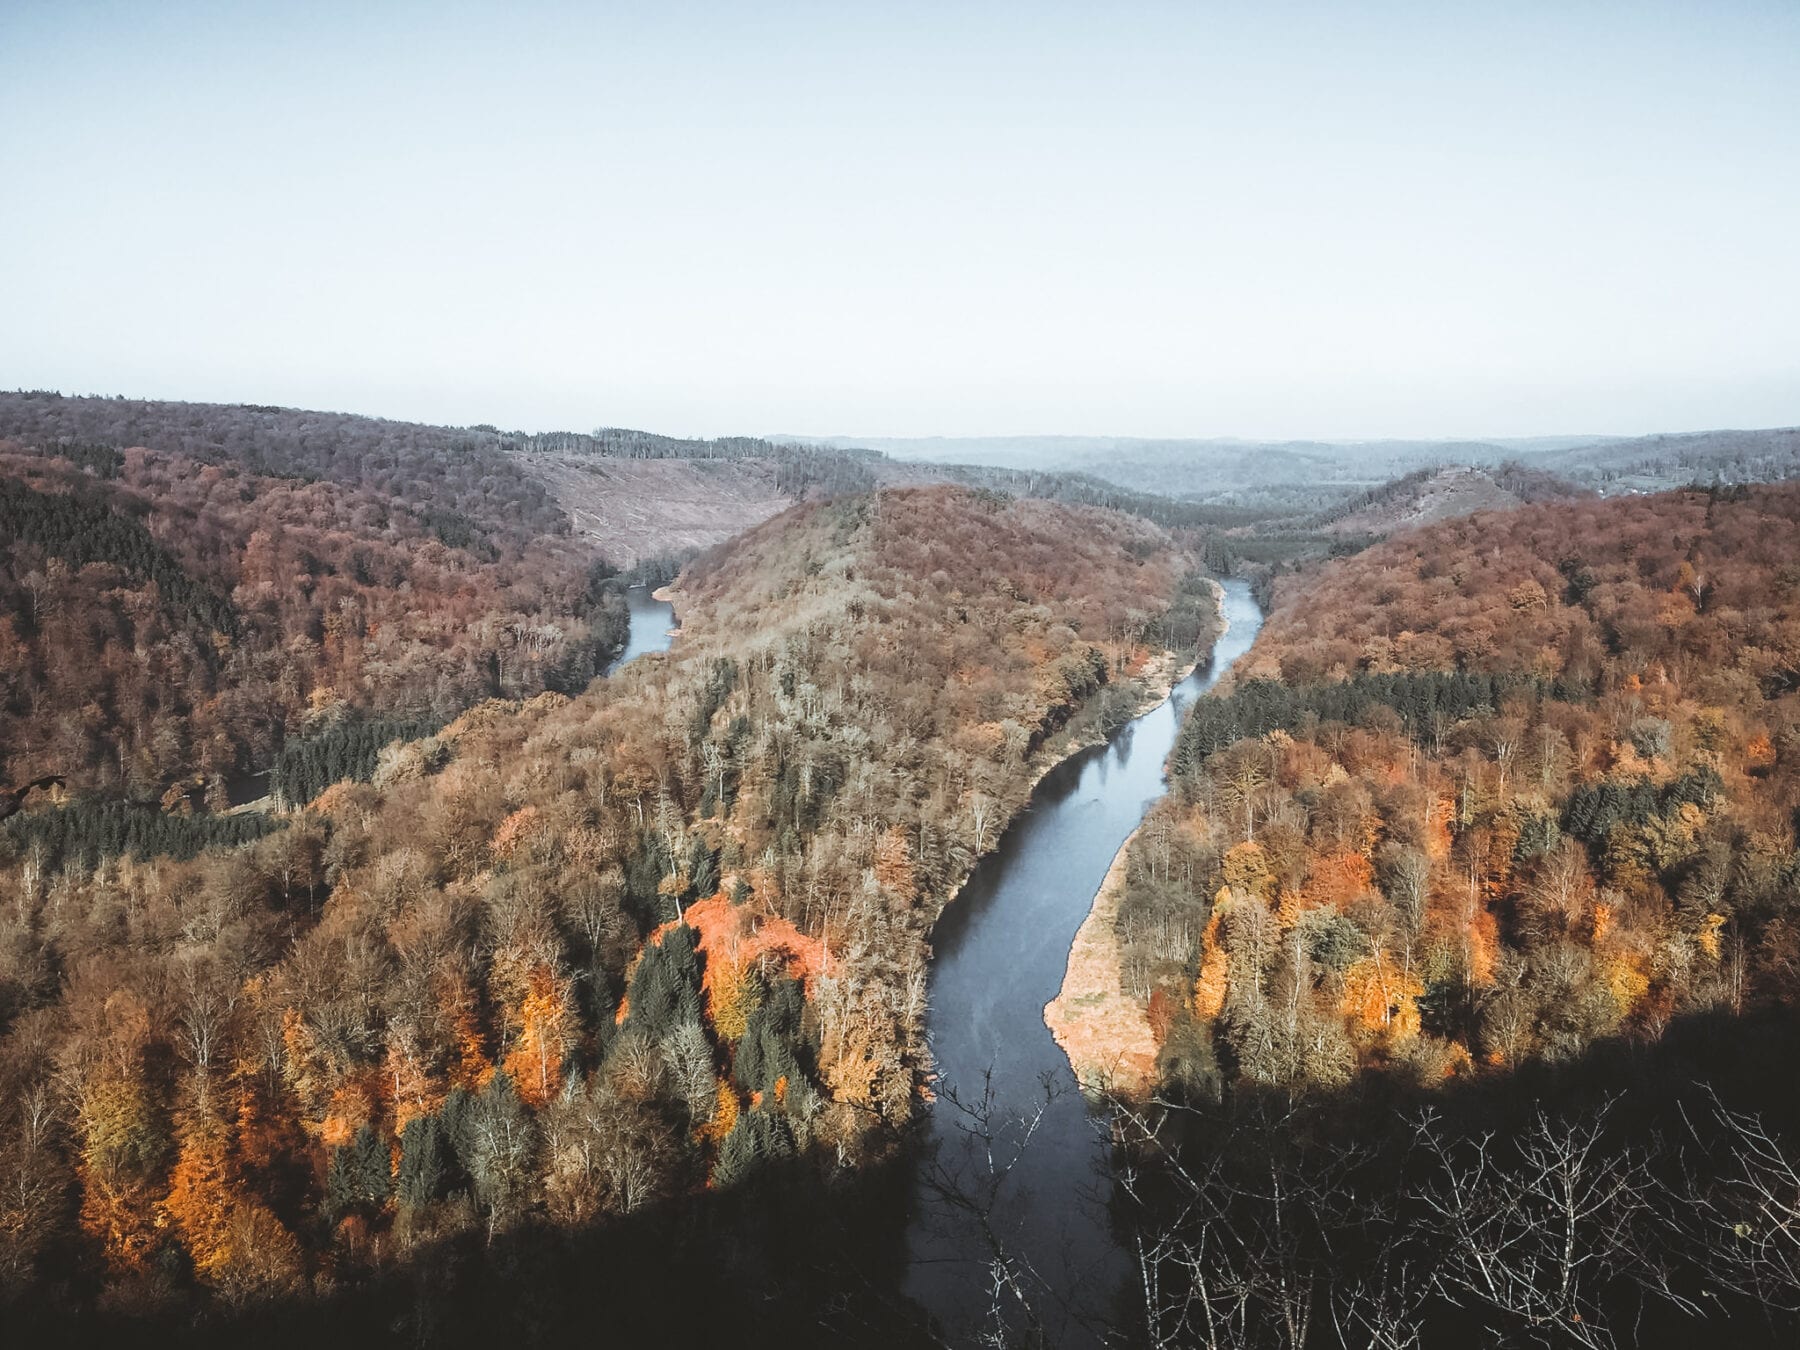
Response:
[794, 426, 1800, 504]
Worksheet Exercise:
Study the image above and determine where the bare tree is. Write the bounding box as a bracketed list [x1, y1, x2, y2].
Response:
[173, 952, 237, 1109]
[916, 1070, 1107, 1349]
[1680, 1092, 1800, 1314]
[1411, 1101, 1653, 1348]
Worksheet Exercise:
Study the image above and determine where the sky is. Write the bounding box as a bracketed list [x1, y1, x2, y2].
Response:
[3, 1, 1797, 441]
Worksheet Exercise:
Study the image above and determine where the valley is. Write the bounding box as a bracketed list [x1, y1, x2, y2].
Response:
[906, 578, 1263, 1346]
[10, 5, 1796, 1345]
[3, 394, 1800, 1348]
[0, 424, 1216, 1343]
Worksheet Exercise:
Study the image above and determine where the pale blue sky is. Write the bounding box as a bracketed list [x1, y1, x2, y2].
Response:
[3, 1, 1797, 439]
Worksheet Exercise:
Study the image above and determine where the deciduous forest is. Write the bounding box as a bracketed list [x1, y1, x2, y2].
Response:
[1102, 485, 1800, 1346]
[0, 395, 632, 805]
[0, 463, 1205, 1343]
[10, 388, 1800, 1349]
[10, 0, 1797, 1342]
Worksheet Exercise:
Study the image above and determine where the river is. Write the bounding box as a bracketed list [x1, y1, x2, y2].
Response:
[903, 578, 1264, 1346]
[603, 583, 679, 674]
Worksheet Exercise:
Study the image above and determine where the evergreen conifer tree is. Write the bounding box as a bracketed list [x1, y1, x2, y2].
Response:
[324, 1123, 392, 1221]
[398, 1114, 450, 1209]
[624, 924, 703, 1036]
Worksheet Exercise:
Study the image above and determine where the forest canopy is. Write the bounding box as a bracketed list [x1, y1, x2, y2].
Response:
[0, 483, 1208, 1335]
[0, 402, 630, 803]
[1106, 484, 1800, 1098]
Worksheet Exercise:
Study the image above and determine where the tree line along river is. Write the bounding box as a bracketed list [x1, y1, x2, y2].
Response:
[613, 575, 1266, 1343]
[903, 579, 1264, 1346]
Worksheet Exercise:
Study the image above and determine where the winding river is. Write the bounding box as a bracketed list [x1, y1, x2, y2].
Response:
[904, 578, 1264, 1345]
[603, 583, 679, 674]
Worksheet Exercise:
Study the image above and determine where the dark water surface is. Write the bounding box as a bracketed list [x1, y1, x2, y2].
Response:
[904, 579, 1263, 1345]
[604, 584, 679, 674]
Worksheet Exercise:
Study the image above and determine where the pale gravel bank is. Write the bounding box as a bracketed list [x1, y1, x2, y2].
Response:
[1043, 827, 1159, 1095]
[1044, 579, 1228, 1098]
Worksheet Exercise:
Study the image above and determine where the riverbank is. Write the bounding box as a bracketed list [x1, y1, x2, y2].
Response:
[602, 585, 681, 678]
[650, 582, 684, 640]
[1043, 578, 1233, 1099]
[1023, 578, 1227, 796]
[905, 578, 1259, 1339]
[1126, 578, 1225, 715]
[930, 578, 1226, 929]
[1043, 828, 1158, 1095]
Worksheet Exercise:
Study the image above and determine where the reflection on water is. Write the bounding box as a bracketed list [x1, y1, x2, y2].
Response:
[904, 579, 1264, 1345]
[603, 584, 678, 675]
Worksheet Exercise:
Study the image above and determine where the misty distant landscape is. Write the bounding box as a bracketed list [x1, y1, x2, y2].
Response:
[798, 427, 1800, 505]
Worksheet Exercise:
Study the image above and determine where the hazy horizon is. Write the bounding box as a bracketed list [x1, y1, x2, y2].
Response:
[23, 386, 1798, 448]
[5, 1, 1798, 440]
[17, 385, 1800, 448]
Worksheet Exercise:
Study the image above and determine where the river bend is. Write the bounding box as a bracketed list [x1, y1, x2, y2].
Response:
[904, 578, 1264, 1344]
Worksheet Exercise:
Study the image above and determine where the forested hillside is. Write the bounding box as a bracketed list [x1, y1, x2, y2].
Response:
[0, 392, 572, 539]
[825, 427, 1800, 509]
[0, 388, 1235, 818]
[1522, 424, 1800, 490]
[0, 390, 1250, 566]
[1098, 484, 1800, 1346]
[1306, 462, 1588, 537]
[0, 430, 623, 805]
[1111, 483, 1800, 1092]
[0, 485, 1207, 1339]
